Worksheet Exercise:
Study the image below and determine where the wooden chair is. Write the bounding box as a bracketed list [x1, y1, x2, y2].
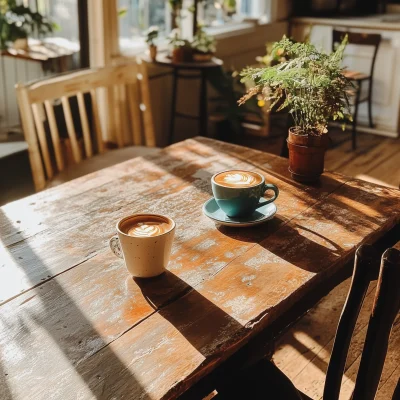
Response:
[213, 244, 400, 399]
[16, 59, 158, 191]
[332, 30, 381, 151]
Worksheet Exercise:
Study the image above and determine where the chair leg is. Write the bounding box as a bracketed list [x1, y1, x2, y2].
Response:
[352, 82, 362, 151]
[367, 78, 374, 128]
[168, 70, 178, 145]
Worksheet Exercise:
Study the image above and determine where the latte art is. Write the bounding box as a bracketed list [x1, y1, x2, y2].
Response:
[214, 170, 262, 188]
[127, 222, 169, 237]
[120, 215, 173, 238]
[222, 173, 258, 186]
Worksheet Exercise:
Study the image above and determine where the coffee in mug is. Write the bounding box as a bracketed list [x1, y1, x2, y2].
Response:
[110, 214, 175, 278]
[211, 170, 279, 217]
[214, 170, 263, 188]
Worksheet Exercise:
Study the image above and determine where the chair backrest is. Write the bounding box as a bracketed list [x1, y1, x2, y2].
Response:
[16, 59, 156, 191]
[323, 244, 400, 400]
[332, 29, 381, 79]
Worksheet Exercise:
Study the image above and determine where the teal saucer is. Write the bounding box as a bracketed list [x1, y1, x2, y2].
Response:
[202, 197, 277, 227]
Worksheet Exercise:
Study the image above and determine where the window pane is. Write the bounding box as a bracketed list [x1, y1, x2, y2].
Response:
[119, 0, 167, 39]
[200, 0, 253, 27]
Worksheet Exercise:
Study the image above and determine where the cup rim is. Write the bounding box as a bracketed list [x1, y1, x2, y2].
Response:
[211, 169, 265, 187]
[116, 213, 176, 238]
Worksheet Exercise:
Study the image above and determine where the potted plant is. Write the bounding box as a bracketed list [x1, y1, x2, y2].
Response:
[0, 1, 58, 51]
[239, 36, 352, 183]
[146, 26, 159, 61]
[191, 24, 216, 62]
[169, 28, 192, 63]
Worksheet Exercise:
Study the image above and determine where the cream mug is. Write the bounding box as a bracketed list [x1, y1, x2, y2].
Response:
[109, 213, 176, 278]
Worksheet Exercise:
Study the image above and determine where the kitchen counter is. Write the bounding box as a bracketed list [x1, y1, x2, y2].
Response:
[292, 14, 400, 31]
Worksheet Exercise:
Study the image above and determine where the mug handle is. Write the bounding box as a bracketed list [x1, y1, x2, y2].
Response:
[109, 235, 124, 259]
[256, 184, 279, 209]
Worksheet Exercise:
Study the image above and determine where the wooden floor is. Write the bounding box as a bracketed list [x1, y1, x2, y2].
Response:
[234, 129, 400, 189]
[272, 276, 400, 400]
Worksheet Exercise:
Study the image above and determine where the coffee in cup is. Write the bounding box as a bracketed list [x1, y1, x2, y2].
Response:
[110, 214, 175, 277]
[211, 170, 279, 217]
[213, 170, 263, 188]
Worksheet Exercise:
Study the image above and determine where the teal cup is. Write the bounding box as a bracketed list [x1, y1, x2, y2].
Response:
[211, 170, 279, 218]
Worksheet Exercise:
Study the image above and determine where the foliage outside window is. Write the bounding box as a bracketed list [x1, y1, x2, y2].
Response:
[0, 0, 58, 49]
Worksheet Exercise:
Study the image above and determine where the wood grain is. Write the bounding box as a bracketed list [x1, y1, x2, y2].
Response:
[0, 137, 399, 400]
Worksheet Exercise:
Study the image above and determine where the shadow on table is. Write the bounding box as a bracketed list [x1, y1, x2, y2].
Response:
[217, 216, 342, 274]
[135, 270, 250, 367]
[0, 211, 150, 400]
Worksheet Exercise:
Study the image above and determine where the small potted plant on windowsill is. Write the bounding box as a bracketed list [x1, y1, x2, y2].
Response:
[0, 3, 58, 51]
[146, 26, 159, 61]
[191, 24, 216, 62]
[240, 36, 352, 183]
[169, 28, 192, 63]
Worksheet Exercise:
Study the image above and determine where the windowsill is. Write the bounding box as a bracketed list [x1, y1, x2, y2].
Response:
[119, 18, 272, 57]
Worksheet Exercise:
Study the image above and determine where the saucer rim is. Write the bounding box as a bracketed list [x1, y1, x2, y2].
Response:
[202, 197, 277, 227]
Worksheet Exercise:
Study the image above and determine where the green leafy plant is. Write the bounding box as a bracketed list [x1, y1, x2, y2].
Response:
[145, 26, 159, 46]
[240, 36, 353, 136]
[191, 24, 216, 54]
[0, 1, 59, 50]
[168, 28, 188, 48]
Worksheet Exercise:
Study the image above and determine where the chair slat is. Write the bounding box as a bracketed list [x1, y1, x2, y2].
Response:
[77, 92, 93, 158]
[323, 245, 379, 400]
[353, 248, 400, 400]
[61, 96, 82, 163]
[127, 83, 142, 146]
[31, 103, 54, 180]
[109, 86, 124, 148]
[90, 89, 105, 154]
[117, 84, 131, 145]
[16, 84, 46, 191]
[44, 100, 65, 172]
[137, 58, 156, 147]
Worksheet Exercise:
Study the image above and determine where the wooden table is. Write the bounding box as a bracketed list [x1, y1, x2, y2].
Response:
[0, 137, 399, 400]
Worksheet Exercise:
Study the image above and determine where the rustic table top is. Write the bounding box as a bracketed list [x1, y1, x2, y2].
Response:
[1, 137, 399, 400]
[144, 52, 224, 69]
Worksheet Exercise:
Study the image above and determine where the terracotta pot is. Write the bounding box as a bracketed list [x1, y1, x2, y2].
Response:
[193, 52, 213, 62]
[13, 38, 28, 51]
[287, 127, 330, 183]
[149, 45, 157, 61]
[172, 47, 192, 63]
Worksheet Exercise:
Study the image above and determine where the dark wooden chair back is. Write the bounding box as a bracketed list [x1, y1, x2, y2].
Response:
[332, 29, 381, 79]
[324, 245, 400, 400]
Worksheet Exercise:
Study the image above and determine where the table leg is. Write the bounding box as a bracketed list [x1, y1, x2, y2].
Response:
[168, 70, 178, 144]
[199, 69, 208, 137]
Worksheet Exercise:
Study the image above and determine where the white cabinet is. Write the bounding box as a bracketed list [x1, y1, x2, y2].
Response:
[291, 21, 400, 138]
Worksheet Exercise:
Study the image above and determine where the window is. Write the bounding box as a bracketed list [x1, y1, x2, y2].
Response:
[199, 0, 270, 27]
[119, 0, 169, 39]
[118, 0, 272, 54]
[14, 0, 79, 43]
